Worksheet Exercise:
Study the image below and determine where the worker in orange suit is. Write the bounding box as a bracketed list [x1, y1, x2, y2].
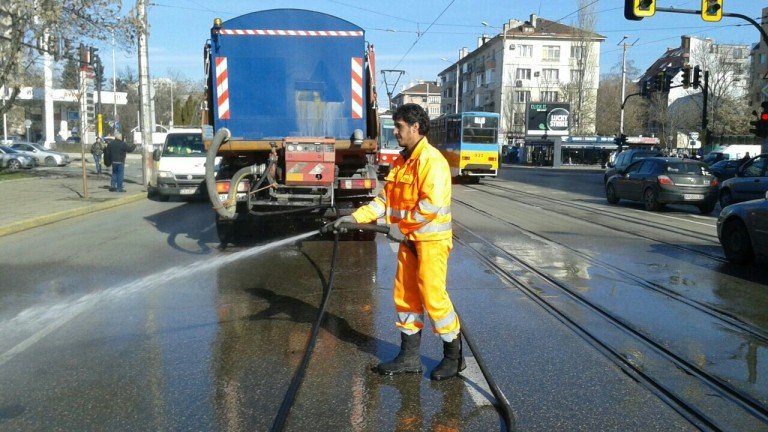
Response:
[328, 103, 463, 380]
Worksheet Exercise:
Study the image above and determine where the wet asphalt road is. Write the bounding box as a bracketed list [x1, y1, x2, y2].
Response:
[1, 166, 767, 431]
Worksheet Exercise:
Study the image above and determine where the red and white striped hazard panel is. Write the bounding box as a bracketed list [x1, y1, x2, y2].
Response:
[215, 57, 230, 120]
[218, 29, 363, 37]
[351, 57, 363, 120]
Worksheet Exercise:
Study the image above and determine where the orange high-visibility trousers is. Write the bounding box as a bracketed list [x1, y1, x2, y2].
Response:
[393, 238, 460, 342]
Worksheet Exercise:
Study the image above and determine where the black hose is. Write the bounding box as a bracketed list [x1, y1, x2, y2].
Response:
[270, 230, 341, 432]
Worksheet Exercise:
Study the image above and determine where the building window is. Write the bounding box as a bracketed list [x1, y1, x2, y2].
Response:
[542, 68, 559, 82]
[761, 53, 767, 64]
[542, 45, 560, 62]
[570, 46, 583, 60]
[541, 91, 559, 102]
[570, 69, 583, 82]
[518, 44, 533, 58]
[429, 106, 439, 116]
[515, 91, 531, 103]
[429, 95, 440, 104]
[733, 48, 743, 59]
[516, 68, 531, 80]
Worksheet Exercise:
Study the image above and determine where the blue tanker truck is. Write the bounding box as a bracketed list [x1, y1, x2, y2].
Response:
[202, 9, 380, 241]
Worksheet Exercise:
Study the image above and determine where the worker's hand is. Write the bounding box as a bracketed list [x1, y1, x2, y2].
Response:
[322, 215, 356, 234]
[387, 224, 407, 243]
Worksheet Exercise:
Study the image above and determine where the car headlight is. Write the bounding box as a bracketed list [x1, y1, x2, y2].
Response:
[158, 170, 174, 178]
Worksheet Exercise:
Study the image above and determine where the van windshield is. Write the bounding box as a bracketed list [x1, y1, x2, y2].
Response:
[163, 133, 204, 157]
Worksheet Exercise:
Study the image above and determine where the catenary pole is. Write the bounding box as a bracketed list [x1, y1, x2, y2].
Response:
[137, 0, 153, 186]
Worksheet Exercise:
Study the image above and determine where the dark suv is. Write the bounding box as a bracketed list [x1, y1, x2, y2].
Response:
[604, 149, 664, 184]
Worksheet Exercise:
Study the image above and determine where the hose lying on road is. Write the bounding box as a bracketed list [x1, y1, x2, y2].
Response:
[271, 223, 515, 431]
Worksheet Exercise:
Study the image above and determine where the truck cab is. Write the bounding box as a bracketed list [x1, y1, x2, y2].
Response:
[150, 126, 218, 201]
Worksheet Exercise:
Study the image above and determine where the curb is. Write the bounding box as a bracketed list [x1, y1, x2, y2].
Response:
[0, 192, 147, 237]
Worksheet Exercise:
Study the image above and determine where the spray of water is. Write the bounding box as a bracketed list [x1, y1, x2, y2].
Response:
[0, 230, 320, 367]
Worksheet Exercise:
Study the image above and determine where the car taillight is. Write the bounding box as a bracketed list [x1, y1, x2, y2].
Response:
[657, 175, 674, 186]
[710, 177, 719, 187]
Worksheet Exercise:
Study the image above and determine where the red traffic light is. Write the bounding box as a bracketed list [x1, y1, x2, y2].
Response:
[761, 112, 768, 121]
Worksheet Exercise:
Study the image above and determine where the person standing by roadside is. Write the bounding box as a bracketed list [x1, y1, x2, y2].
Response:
[105, 133, 135, 192]
[327, 103, 463, 381]
[91, 137, 104, 175]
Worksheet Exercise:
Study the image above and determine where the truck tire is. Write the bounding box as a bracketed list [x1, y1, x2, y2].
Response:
[216, 214, 236, 245]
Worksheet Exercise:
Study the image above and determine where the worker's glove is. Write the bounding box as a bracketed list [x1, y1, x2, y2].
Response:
[322, 215, 356, 234]
[387, 224, 407, 243]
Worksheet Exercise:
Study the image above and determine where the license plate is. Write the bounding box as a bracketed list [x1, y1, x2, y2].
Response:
[180, 188, 197, 195]
[683, 194, 704, 200]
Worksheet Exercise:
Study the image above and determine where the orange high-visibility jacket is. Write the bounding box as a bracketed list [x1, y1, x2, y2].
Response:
[352, 137, 452, 241]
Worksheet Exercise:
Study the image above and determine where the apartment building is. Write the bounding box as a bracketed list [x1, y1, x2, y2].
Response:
[390, 81, 442, 119]
[438, 14, 604, 142]
[748, 7, 768, 106]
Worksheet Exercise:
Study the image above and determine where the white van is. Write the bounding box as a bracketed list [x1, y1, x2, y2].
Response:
[150, 126, 218, 201]
[704, 145, 762, 164]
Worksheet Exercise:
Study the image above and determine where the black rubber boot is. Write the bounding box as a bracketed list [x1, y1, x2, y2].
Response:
[430, 334, 466, 381]
[377, 332, 422, 375]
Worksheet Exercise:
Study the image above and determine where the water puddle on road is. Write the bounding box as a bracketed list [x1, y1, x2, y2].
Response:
[0, 230, 319, 367]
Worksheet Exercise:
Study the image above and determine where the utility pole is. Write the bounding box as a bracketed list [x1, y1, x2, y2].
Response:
[137, 0, 153, 187]
[618, 36, 637, 135]
[380, 69, 405, 110]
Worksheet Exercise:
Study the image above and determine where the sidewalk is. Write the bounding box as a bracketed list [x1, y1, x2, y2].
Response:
[0, 153, 146, 237]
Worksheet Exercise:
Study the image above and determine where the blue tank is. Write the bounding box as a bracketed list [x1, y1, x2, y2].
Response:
[206, 9, 370, 140]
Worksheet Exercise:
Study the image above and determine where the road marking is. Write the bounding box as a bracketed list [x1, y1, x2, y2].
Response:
[462, 356, 494, 406]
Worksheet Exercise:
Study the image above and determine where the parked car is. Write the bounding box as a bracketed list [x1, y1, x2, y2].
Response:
[0, 145, 38, 170]
[604, 149, 664, 184]
[10, 142, 70, 167]
[718, 153, 768, 208]
[708, 159, 742, 182]
[605, 157, 718, 214]
[717, 191, 768, 264]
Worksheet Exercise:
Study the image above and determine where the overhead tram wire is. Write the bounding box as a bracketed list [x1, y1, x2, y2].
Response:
[392, 0, 456, 70]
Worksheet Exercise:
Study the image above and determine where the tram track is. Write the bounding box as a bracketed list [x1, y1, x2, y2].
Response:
[452, 191, 768, 344]
[451, 217, 768, 431]
[471, 181, 725, 262]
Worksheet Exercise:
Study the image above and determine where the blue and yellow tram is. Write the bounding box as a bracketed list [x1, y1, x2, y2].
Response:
[428, 112, 501, 180]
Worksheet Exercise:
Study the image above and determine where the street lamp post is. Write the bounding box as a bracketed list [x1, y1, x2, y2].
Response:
[440, 58, 460, 114]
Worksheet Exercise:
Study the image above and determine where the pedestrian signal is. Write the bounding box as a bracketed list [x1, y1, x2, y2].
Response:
[692, 65, 701, 89]
[701, 0, 722, 22]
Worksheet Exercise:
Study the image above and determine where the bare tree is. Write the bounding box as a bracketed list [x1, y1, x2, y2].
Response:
[685, 42, 752, 137]
[0, 0, 138, 115]
[560, 0, 599, 135]
[595, 73, 647, 136]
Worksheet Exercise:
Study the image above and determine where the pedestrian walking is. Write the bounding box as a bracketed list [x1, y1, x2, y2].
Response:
[326, 103, 463, 381]
[105, 133, 135, 192]
[91, 137, 104, 174]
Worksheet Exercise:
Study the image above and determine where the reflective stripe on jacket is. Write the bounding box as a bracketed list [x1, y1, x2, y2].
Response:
[352, 137, 452, 241]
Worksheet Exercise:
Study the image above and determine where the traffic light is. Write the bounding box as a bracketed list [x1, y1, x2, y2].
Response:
[692, 65, 701, 89]
[655, 72, 664, 92]
[749, 102, 768, 138]
[88, 47, 99, 65]
[624, 0, 655, 20]
[614, 134, 628, 150]
[681, 64, 691, 89]
[641, 80, 652, 97]
[701, 0, 723, 22]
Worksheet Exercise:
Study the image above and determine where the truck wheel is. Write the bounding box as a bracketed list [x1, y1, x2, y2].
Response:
[216, 216, 236, 245]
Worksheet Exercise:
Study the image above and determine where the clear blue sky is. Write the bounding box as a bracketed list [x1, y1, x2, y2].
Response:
[104, 0, 764, 105]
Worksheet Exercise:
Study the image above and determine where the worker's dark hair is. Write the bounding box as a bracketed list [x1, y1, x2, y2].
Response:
[393, 103, 430, 135]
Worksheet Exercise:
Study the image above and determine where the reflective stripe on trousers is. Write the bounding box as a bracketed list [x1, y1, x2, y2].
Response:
[393, 237, 460, 342]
